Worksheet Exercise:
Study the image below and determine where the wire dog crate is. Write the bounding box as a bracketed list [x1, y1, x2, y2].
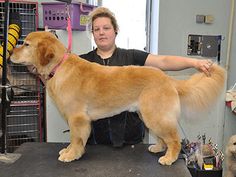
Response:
[0, 1, 44, 153]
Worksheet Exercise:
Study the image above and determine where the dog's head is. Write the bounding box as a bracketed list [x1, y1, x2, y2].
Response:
[10, 31, 66, 74]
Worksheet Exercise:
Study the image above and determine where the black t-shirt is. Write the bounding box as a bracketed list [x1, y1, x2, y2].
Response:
[80, 47, 149, 147]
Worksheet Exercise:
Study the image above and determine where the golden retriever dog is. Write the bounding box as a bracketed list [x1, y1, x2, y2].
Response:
[10, 31, 226, 165]
[225, 135, 236, 177]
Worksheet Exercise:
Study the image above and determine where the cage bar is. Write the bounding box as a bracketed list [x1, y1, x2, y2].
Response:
[0, 0, 43, 153]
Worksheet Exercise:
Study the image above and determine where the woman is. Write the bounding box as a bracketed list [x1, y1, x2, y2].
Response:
[80, 7, 213, 147]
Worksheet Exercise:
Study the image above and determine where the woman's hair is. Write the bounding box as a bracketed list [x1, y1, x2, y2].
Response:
[88, 7, 119, 33]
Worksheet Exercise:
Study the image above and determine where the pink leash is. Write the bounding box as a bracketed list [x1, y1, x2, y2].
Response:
[48, 53, 69, 80]
[66, 4, 72, 53]
[47, 4, 72, 80]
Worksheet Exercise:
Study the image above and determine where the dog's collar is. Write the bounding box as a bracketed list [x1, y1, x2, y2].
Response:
[47, 53, 69, 80]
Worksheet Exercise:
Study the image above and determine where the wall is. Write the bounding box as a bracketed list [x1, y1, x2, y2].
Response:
[158, 0, 232, 150]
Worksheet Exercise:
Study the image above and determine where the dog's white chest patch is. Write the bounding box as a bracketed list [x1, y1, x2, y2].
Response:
[127, 102, 139, 112]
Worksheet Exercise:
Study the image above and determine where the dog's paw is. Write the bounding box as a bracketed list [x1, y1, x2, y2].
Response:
[59, 144, 72, 155]
[58, 154, 79, 162]
[148, 144, 165, 153]
[158, 156, 177, 165]
[58, 147, 84, 163]
[59, 148, 68, 155]
[58, 150, 82, 162]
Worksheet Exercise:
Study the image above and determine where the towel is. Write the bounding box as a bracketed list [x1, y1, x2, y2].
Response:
[226, 90, 236, 113]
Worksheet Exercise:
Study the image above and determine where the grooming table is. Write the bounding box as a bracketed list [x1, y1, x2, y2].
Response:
[0, 142, 191, 177]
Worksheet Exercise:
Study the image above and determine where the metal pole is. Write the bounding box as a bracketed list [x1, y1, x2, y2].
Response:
[1, 0, 9, 154]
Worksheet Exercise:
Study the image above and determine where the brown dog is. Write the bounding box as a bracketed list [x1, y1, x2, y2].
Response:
[10, 31, 226, 165]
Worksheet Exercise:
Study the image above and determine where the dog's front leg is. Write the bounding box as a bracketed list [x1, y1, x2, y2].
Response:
[58, 115, 91, 162]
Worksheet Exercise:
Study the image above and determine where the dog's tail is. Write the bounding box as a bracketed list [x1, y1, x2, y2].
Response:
[174, 64, 226, 111]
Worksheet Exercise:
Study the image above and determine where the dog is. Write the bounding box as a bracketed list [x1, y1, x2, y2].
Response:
[10, 31, 226, 165]
[225, 135, 236, 177]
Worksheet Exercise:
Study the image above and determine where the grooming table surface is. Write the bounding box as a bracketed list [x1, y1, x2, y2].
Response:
[0, 142, 191, 177]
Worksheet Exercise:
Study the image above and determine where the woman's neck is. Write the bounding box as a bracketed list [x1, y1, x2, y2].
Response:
[96, 45, 116, 59]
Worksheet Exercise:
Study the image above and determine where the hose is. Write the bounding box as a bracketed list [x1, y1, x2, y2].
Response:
[0, 12, 22, 67]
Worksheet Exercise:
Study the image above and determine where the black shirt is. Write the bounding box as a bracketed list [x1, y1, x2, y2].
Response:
[80, 47, 149, 147]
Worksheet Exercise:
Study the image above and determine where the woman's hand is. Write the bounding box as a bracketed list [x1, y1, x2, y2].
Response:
[194, 59, 214, 77]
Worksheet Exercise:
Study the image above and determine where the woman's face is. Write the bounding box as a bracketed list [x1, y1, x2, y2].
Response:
[92, 17, 116, 51]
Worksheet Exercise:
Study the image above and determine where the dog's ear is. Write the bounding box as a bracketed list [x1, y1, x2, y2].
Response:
[37, 40, 55, 66]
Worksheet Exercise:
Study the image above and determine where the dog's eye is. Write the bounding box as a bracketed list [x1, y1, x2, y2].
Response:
[234, 142, 236, 145]
[24, 43, 29, 47]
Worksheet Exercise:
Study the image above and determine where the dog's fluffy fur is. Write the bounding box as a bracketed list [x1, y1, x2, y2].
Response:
[225, 135, 236, 177]
[10, 31, 226, 165]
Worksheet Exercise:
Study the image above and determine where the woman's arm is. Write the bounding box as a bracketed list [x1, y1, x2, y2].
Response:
[145, 54, 213, 76]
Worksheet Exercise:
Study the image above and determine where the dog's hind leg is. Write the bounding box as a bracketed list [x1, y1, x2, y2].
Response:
[148, 136, 167, 153]
[156, 129, 181, 165]
[139, 87, 181, 165]
[142, 109, 181, 166]
[58, 113, 91, 162]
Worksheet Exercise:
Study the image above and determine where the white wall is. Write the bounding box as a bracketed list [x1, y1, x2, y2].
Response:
[158, 0, 230, 59]
[157, 0, 231, 150]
